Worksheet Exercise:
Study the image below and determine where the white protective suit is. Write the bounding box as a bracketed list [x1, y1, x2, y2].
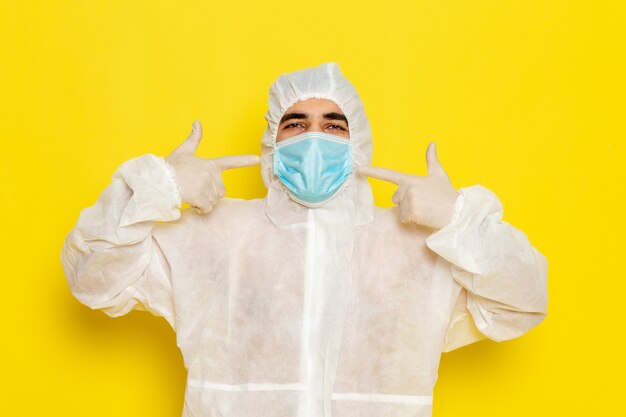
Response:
[61, 62, 548, 417]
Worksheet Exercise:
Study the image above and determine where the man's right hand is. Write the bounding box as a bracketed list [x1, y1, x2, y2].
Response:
[165, 121, 261, 214]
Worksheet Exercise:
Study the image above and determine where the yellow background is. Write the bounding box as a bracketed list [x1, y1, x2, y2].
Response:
[1, 0, 624, 415]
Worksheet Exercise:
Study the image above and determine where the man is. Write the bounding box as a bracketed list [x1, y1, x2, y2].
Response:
[61, 62, 547, 417]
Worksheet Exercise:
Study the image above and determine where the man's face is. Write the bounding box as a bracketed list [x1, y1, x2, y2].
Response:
[276, 98, 350, 142]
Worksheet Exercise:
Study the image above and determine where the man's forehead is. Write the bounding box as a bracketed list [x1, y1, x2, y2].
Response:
[285, 98, 343, 113]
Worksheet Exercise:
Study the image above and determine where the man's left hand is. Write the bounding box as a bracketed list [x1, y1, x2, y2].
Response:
[357, 143, 458, 230]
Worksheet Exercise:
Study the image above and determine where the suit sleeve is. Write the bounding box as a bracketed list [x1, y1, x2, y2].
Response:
[425, 185, 548, 352]
[60, 154, 182, 328]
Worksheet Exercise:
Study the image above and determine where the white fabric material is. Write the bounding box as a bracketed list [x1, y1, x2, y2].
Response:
[61, 63, 548, 417]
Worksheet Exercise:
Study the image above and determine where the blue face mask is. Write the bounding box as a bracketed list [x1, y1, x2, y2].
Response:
[273, 131, 353, 207]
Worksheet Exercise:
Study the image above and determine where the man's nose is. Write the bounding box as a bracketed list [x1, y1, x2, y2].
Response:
[307, 123, 324, 132]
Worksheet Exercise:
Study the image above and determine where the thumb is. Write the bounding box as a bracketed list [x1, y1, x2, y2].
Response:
[356, 165, 406, 185]
[213, 154, 261, 171]
[171, 121, 203, 156]
[426, 142, 448, 177]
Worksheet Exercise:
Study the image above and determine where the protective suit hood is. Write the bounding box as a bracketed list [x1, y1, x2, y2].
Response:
[260, 62, 375, 227]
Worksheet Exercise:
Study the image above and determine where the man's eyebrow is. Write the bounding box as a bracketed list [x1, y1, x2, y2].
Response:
[279, 112, 308, 125]
[279, 111, 349, 126]
[323, 112, 349, 126]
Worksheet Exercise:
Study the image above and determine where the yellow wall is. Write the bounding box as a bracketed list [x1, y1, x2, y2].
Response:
[1, 1, 623, 415]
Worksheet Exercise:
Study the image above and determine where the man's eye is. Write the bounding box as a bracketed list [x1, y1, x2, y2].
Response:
[328, 124, 346, 131]
[285, 123, 304, 129]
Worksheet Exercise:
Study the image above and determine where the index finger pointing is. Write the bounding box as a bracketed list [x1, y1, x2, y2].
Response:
[356, 165, 406, 185]
[213, 154, 261, 171]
